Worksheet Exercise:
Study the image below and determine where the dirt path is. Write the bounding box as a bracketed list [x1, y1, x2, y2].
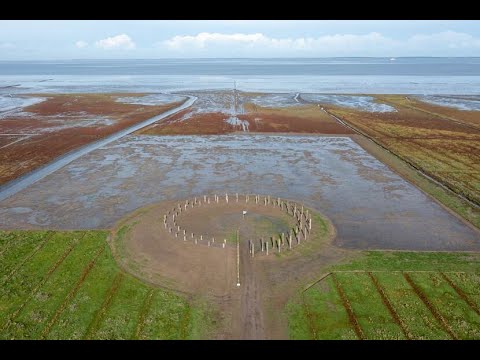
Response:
[238, 234, 266, 339]
[110, 197, 343, 339]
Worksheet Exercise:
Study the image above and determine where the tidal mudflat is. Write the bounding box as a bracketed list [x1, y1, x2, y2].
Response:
[0, 134, 478, 251]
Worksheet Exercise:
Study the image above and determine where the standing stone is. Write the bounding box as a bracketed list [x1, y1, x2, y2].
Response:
[195, 238, 198, 244]
[208, 241, 211, 247]
[200, 235, 203, 241]
[192, 232, 194, 238]
[184, 235, 186, 241]
[236, 193, 239, 202]
[282, 233, 285, 245]
[226, 193, 229, 203]
[204, 195, 207, 202]
[212, 237, 215, 243]
[266, 241, 269, 256]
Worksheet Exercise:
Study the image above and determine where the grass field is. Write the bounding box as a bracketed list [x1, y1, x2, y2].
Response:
[287, 251, 480, 339]
[0, 230, 215, 340]
[326, 96, 480, 211]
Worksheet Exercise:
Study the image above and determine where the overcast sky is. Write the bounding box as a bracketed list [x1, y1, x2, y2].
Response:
[1, 20, 480, 59]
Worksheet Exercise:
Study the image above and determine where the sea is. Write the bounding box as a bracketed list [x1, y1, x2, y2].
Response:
[1, 58, 480, 94]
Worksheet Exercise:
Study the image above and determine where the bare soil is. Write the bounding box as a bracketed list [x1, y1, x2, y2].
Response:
[110, 196, 342, 339]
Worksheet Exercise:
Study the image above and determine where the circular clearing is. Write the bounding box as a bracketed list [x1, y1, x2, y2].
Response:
[110, 194, 318, 297]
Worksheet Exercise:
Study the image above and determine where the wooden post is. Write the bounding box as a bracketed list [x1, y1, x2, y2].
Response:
[236, 229, 240, 287]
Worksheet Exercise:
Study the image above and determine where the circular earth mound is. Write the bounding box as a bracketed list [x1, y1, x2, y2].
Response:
[110, 194, 319, 297]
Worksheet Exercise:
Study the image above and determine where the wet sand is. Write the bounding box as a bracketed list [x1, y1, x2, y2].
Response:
[0, 134, 478, 251]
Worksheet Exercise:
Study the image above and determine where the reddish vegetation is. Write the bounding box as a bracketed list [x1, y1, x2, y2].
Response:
[139, 111, 233, 135]
[327, 100, 480, 205]
[0, 94, 182, 185]
[138, 104, 353, 135]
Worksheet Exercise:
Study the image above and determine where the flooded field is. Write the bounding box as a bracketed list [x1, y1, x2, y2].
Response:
[300, 94, 396, 112]
[416, 95, 480, 111]
[0, 134, 478, 251]
[0, 93, 184, 185]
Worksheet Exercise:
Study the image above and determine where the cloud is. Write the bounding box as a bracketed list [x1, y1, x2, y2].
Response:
[95, 34, 135, 50]
[161, 31, 480, 56]
[75, 40, 88, 49]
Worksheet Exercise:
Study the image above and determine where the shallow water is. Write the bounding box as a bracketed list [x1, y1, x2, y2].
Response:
[300, 94, 396, 112]
[416, 95, 480, 111]
[0, 95, 46, 118]
[0, 134, 478, 251]
[115, 93, 186, 106]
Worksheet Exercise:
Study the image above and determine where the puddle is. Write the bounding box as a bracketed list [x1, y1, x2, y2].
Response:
[0, 134, 478, 251]
[300, 94, 396, 112]
[416, 95, 480, 111]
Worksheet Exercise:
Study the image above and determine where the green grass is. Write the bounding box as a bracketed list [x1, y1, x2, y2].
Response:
[408, 272, 480, 339]
[287, 276, 357, 340]
[287, 251, 480, 340]
[333, 251, 480, 272]
[335, 272, 405, 339]
[0, 230, 217, 340]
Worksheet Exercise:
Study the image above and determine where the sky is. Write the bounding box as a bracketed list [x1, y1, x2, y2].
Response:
[1, 20, 480, 59]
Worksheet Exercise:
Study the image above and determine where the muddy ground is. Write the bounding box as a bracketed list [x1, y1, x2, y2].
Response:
[138, 90, 353, 135]
[0, 93, 184, 185]
[1, 134, 478, 251]
[110, 197, 342, 339]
